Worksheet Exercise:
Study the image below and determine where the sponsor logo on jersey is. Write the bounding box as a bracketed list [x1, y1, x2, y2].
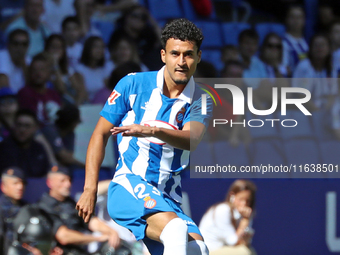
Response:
[108, 90, 121, 105]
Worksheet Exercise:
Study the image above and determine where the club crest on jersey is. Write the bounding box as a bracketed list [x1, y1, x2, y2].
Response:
[108, 90, 121, 105]
[144, 197, 157, 209]
[176, 107, 186, 123]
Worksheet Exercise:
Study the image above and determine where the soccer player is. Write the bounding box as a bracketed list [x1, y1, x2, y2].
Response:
[76, 18, 212, 255]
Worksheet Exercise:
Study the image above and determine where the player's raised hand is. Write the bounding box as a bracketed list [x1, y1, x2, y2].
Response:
[76, 189, 97, 223]
[110, 124, 153, 137]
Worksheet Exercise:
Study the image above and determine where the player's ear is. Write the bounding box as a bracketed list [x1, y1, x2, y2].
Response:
[161, 49, 166, 63]
[197, 50, 202, 63]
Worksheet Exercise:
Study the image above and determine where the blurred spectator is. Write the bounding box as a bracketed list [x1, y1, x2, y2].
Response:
[0, 29, 30, 93]
[221, 45, 239, 66]
[45, 34, 88, 105]
[260, 33, 290, 78]
[41, 104, 85, 169]
[62, 16, 83, 69]
[93, 179, 145, 254]
[75, 36, 112, 101]
[92, 61, 141, 105]
[38, 166, 121, 254]
[194, 60, 218, 78]
[238, 29, 267, 88]
[221, 60, 244, 79]
[220, 61, 251, 147]
[108, 35, 149, 72]
[0, 87, 18, 140]
[5, 0, 51, 58]
[41, 0, 76, 33]
[0, 109, 51, 177]
[316, 3, 336, 34]
[93, 0, 138, 23]
[0, 167, 26, 255]
[293, 34, 337, 111]
[109, 5, 162, 70]
[199, 179, 257, 255]
[330, 20, 340, 74]
[0, 0, 24, 31]
[0, 73, 9, 88]
[18, 53, 61, 125]
[256, 33, 290, 110]
[282, 5, 308, 72]
[330, 20, 340, 52]
[75, 0, 102, 39]
[8, 204, 59, 255]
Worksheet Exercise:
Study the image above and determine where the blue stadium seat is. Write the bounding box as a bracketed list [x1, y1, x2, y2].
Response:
[278, 110, 314, 140]
[284, 139, 323, 177]
[23, 178, 49, 203]
[195, 21, 223, 48]
[320, 141, 340, 165]
[138, 0, 147, 6]
[181, 0, 217, 21]
[93, 21, 115, 45]
[214, 141, 249, 167]
[200, 49, 224, 72]
[246, 112, 280, 139]
[221, 22, 251, 45]
[190, 140, 215, 167]
[255, 23, 286, 44]
[312, 110, 334, 141]
[250, 140, 286, 166]
[147, 0, 183, 22]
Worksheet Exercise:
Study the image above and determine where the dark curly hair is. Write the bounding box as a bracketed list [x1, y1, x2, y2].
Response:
[161, 18, 204, 52]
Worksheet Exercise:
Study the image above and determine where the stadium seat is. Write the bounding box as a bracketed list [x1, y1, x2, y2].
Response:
[138, 0, 147, 6]
[246, 112, 280, 139]
[255, 23, 286, 44]
[23, 178, 49, 203]
[181, 0, 217, 21]
[147, 0, 183, 22]
[190, 140, 215, 168]
[221, 22, 251, 45]
[320, 141, 340, 165]
[213, 141, 250, 177]
[278, 110, 314, 140]
[195, 21, 223, 48]
[249, 139, 286, 166]
[200, 49, 224, 72]
[93, 21, 115, 45]
[284, 139, 323, 177]
[312, 110, 334, 141]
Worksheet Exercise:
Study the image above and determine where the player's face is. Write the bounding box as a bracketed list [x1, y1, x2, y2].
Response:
[2, 177, 25, 200]
[161, 38, 201, 85]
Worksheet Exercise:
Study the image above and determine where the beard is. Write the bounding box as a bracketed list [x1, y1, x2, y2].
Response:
[173, 78, 189, 85]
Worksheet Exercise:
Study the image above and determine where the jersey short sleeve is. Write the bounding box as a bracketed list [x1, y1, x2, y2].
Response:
[100, 74, 134, 126]
[183, 93, 213, 127]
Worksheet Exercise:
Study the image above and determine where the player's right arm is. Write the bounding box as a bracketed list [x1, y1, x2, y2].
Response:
[76, 117, 113, 223]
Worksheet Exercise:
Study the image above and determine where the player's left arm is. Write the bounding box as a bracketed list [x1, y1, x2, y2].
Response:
[111, 120, 205, 151]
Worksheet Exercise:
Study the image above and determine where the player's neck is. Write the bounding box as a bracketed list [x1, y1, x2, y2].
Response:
[163, 69, 186, 99]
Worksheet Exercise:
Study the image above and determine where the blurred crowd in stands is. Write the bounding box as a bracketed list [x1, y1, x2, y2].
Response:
[1, 0, 340, 176]
[0, 0, 340, 254]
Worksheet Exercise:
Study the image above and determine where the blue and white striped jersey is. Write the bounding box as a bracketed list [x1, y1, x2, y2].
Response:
[100, 66, 212, 202]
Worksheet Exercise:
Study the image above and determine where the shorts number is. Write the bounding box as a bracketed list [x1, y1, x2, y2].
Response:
[134, 183, 161, 199]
